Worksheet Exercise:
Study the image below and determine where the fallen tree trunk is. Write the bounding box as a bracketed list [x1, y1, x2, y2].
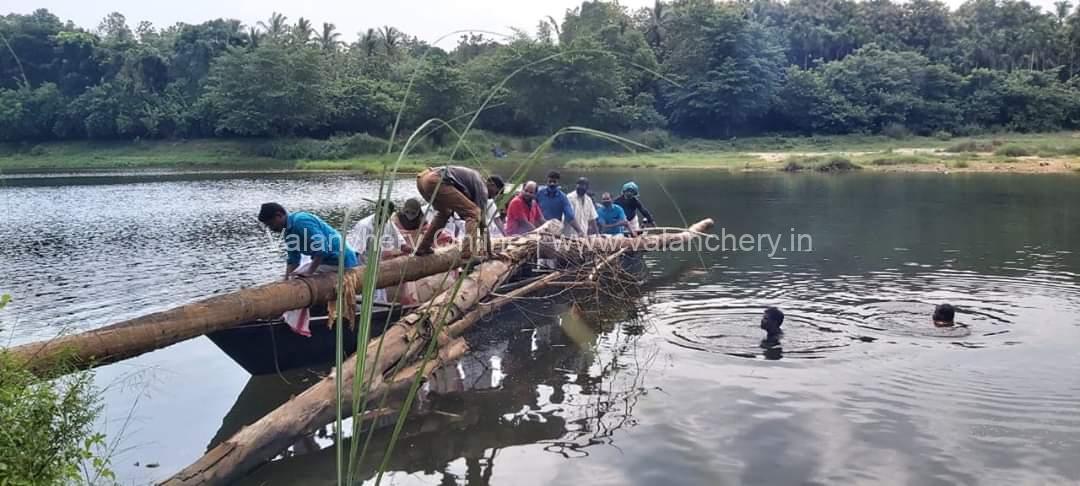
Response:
[5, 248, 480, 375]
[162, 219, 711, 486]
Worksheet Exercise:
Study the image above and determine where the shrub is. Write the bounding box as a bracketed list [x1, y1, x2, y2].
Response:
[781, 160, 805, 172]
[953, 160, 970, 168]
[944, 140, 999, 153]
[814, 156, 862, 172]
[781, 156, 860, 172]
[881, 123, 911, 140]
[994, 145, 1031, 157]
[0, 353, 113, 485]
[254, 133, 392, 160]
[340, 133, 389, 154]
[870, 155, 928, 166]
[933, 131, 953, 141]
[626, 129, 673, 150]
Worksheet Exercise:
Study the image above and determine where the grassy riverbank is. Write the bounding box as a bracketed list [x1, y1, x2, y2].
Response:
[3, 132, 1080, 174]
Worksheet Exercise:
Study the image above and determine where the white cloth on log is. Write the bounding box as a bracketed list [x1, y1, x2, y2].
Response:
[281, 256, 340, 337]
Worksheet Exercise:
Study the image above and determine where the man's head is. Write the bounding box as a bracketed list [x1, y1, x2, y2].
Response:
[622, 181, 639, 198]
[933, 304, 956, 327]
[522, 181, 538, 202]
[486, 175, 505, 198]
[761, 307, 784, 336]
[575, 177, 589, 195]
[600, 192, 613, 207]
[399, 198, 423, 229]
[258, 202, 288, 232]
[547, 170, 561, 190]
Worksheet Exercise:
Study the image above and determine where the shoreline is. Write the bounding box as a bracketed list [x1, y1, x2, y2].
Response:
[3, 136, 1080, 175]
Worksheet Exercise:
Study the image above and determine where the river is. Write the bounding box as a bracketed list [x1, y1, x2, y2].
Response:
[2, 169, 1079, 485]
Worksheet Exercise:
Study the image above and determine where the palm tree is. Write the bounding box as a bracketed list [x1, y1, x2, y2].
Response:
[247, 26, 263, 48]
[358, 28, 379, 57]
[546, 15, 562, 41]
[318, 22, 341, 50]
[294, 17, 314, 44]
[644, 0, 668, 52]
[380, 25, 400, 56]
[258, 12, 289, 41]
[1055, 0, 1072, 23]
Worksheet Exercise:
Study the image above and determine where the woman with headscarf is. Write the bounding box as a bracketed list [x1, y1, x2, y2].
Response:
[613, 181, 655, 236]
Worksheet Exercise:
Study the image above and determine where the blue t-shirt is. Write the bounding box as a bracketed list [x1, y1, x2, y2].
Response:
[536, 186, 576, 223]
[596, 204, 628, 235]
[284, 212, 359, 268]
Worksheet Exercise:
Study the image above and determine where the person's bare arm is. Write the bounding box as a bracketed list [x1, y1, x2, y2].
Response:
[292, 254, 323, 277]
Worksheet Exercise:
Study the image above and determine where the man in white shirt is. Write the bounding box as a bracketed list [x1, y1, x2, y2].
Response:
[347, 200, 414, 304]
[566, 177, 599, 236]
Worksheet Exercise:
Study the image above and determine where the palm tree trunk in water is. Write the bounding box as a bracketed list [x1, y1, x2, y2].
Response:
[6, 247, 473, 376]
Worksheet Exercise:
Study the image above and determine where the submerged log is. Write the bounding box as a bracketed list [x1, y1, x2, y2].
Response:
[162, 219, 712, 486]
[6, 247, 475, 375]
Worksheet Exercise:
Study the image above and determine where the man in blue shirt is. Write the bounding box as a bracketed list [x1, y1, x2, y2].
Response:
[535, 170, 584, 236]
[596, 192, 631, 236]
[258, 202, 359, 279]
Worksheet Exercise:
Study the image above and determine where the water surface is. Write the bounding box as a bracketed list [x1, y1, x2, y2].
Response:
[2, 170, 1079, 485]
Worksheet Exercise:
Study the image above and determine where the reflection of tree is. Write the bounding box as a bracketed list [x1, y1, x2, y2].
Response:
[226, 294, 658, 485]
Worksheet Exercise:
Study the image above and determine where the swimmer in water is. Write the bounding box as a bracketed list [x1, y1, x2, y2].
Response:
[761, 307, 784, 346]
[933, 304, 956, 327]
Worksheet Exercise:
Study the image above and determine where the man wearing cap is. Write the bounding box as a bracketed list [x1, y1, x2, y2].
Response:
[415, 165, 505, 258]
[347, 198, 426, 304]
[567, 177, 599, 235]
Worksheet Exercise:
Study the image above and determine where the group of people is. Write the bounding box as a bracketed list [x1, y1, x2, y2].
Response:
[255, 165, 656, 301]
[502, 170, 655, 238]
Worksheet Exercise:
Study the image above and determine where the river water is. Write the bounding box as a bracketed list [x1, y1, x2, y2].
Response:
[2, 170, 1079, 485]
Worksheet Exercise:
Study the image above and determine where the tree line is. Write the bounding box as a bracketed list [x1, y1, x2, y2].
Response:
[4, 0, 1080, 144]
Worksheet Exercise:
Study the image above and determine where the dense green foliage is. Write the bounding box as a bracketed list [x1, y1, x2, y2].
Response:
[0, 342, 111, 486]
[5, 0, 1080, 145]
[1, 296, 112, 485]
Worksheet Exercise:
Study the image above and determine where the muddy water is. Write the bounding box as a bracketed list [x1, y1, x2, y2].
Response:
[2, 170, 1079, 485]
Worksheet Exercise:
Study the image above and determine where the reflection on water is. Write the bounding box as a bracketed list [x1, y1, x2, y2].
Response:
[232, 299, 652, 485]
[4, 170, 1080, 484]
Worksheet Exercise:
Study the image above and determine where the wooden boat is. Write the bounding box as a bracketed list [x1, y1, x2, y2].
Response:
[206, 300, 403, 376]
[207, 267, 554, 376]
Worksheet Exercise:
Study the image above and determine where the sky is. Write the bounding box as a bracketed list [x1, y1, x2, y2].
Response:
[4, 0, 655, 45]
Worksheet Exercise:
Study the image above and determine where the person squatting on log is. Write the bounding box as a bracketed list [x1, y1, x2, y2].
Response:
[415, 165, 505, 259]
[504, 181, 544, 236]
[258, 202, 360, 329]
[258, 202, 358, 278]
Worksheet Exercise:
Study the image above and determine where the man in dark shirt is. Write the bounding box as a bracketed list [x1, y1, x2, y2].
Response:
[415, 165, 505, 259]
[613, 181, 655, 235]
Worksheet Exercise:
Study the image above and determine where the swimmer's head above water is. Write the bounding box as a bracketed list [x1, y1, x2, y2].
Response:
[761, 307, 785, 338]
[933, 304, 956, 327]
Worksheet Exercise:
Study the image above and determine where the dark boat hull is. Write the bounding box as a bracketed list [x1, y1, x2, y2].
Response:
[207, 261, 633, 376]
[207, 302, 401, 376]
